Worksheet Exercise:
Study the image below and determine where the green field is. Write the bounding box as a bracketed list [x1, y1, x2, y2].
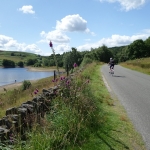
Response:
[0, 50, 41, 66]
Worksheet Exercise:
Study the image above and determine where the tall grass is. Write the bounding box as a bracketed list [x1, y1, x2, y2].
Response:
[120, 57, 150, 75]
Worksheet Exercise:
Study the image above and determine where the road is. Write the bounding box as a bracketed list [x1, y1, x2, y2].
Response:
[101, 64, 150, 150]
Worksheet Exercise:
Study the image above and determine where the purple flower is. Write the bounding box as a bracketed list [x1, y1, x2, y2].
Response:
[73, 63, 77, 68]
[49, 41, 53, 47]
[34, 88, 39, 95]
[34, 91, 37, 94]
[60, 76, 65, 80]
[66, 80, 70, 85]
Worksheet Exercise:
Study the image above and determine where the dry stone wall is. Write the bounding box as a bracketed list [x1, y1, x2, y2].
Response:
[0, 85, 59, 144]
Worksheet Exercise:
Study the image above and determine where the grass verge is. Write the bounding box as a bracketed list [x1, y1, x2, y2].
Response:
[120, 57, 150, 75]
[77, 63, 146, 150]
[0, 63, 146, 150]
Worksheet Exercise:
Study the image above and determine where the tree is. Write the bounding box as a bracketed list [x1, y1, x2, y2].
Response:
[63, 48, 82, 71]
[144, 37, 150, 56]
[127, 39, 146, 59]
[17, 61, 24, 67]
[26, 58, 38, 66]
[94, 45, 113, 63]
[11, 52, 15, 56]
[43, 58, 50, 66]
[2, 59, 15, 68]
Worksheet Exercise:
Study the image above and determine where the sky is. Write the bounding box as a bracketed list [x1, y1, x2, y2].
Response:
[0, 0, 150, 56]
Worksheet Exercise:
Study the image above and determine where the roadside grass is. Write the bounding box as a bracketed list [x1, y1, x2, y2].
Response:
[5, 62, 145, 150]
[77, 63, 146, 150]
[120, 57, 150, 75]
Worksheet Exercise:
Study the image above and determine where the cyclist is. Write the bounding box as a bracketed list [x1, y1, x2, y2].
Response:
[108, 58, 115, 72]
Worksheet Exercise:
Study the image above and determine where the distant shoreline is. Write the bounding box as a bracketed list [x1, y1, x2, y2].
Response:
[0, 66, 65, 72]
[0, 80, 38, 93]
[0, 67, 65, 93]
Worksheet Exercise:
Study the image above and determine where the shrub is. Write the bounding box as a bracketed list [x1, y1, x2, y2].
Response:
[81, 57, 93, 67]
[22, 80, 31, 91]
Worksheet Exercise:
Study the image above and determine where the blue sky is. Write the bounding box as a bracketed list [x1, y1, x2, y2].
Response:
[0, 0, 150, 56]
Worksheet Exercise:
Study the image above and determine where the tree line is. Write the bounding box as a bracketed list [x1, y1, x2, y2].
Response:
[2, 36, 150, 69]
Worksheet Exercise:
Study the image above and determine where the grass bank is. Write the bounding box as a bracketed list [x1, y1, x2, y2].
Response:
[120, 57, 150, 75]
[0, 76, 56, 118]
[0, 63, 146, 150]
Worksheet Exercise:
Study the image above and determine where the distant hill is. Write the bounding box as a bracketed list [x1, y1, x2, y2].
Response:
[0, 50, 42, 66]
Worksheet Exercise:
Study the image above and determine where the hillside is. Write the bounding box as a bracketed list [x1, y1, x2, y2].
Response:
[0, 50, 39, 66]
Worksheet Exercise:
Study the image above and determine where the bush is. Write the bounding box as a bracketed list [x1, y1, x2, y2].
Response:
[81, 57, 93, 67]
[22, 80, 31, 91]
[2, 59, 15, 68]
[17, 61, 24, 67]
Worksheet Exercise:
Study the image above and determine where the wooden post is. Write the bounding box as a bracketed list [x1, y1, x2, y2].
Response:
[54, 70, 56, 80]
[67, 65, 69, 76]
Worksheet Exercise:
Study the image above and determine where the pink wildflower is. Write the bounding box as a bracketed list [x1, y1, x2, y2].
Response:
[49, 41, 53, 47]
[60, 76, 65, 80]
[66, 80, 70, 85]
[34, 91, 37, 94]
[73, 63, 77, 68]
[34, 88, 39, 95]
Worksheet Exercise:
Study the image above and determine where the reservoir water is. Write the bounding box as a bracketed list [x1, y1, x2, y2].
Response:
[0, 68, 54, 86]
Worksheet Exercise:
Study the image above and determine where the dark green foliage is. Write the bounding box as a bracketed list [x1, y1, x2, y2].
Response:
[22, 80, 31, 91]
[34, 62, 41, 67]
[11, 52, 15, 56]
[127, 39, 147, 59]
[42, 58, 50, 66]
[94, 45, 113, 63]
[17, 61, 24, 67]
[110, 37, 150, 63]
[63, 47, 82, 71]
[26, 58, 38, 66]
[81, 57, 93, 67]
[144, 37, 150, 56]
[2, 59, 15, 68]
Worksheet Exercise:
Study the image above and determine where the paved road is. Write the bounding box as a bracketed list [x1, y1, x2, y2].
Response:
[101, 64, 150, 150]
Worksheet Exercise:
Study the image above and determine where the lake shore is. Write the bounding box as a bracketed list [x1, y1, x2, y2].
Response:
[0, 67, 65, 93]
[0, 80, 38, 93]
[26, 67, 65, 72]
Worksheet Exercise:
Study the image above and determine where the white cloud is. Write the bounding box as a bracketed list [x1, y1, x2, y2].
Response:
[55, 44, 71, 54]
[99, 0, 146, 11]
[0, 35, 41, 54]
[18, 5, 35, 14]
[40, 30, 70, 44]
[39, 14, 95, 54]
[56, 14, 87, 32]
[22, 44, 41, 53]
[77, 31, 150, 51]
[55, 14, 95, 35]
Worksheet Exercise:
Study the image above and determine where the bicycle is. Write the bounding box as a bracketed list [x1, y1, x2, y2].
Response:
[109, 66, 114, 75]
